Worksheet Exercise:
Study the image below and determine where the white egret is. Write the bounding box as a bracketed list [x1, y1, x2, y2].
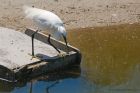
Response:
[23, 6, 69, 57]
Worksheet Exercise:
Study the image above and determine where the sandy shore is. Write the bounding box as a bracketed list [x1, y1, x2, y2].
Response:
[0, 0, 140, 31]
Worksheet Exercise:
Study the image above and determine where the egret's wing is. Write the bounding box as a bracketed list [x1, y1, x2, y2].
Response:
[33, 15, 52, 30]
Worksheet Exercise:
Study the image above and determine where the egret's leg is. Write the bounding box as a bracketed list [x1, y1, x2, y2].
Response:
[66, 43, 69, 54]
[48, 34, 61, 53]
[65, 38, 69, 54]
[31, 30, 38, 56]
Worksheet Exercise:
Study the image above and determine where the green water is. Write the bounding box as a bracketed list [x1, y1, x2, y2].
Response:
[1, 23, 140, 93]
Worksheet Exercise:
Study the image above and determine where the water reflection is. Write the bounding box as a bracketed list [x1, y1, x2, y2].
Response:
[45, 81, 59, 93]
[0, 66, 81, 93]
[68, 23, 140, 92]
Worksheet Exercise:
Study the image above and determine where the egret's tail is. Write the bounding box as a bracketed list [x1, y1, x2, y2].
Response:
[23, 5, 30, 11]
[22, 5, 36, 19]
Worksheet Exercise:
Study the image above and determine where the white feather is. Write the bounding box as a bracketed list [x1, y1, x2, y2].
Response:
[23, 6, 66, 40]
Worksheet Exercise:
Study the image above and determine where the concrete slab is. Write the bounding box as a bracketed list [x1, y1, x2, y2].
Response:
[0, 27, 81, 82]
[0, 27, 59, 69]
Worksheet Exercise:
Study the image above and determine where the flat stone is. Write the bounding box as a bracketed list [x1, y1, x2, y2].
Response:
[0, 27, 59, 69]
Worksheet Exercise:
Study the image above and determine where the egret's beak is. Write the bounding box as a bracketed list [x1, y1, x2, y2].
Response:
[62, 35, 69, 53]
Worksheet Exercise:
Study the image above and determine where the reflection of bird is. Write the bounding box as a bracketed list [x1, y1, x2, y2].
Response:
[29, 81, 33, 93]
[46, 81, 59, 93]
[23, 6, 69, 58]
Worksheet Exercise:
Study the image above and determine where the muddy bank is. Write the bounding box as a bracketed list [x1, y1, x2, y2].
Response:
[0, 0, 140, 31]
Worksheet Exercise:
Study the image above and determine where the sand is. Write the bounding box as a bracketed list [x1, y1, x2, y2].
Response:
[0, 0, 140, 31]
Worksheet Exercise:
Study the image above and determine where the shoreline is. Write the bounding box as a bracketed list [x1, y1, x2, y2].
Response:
[0, 0, 140, 31]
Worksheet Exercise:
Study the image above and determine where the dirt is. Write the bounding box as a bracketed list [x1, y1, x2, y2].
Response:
[0, 0, 140, 31]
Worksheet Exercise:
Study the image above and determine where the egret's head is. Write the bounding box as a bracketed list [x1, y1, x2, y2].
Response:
[59, 26, 67, 37]
[58, 26, 68, 44]
[57, 26, 69, 53]
[56, 26, 67, 40]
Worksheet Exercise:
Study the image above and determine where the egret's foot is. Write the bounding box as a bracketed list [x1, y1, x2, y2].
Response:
[57, 52, 67, 57]
[28, 53, 41, 60]
[31, 56, 38, 60]
[66, 51, 69, 54]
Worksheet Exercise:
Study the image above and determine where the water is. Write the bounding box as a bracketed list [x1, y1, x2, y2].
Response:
[1, 23, 140, 93]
